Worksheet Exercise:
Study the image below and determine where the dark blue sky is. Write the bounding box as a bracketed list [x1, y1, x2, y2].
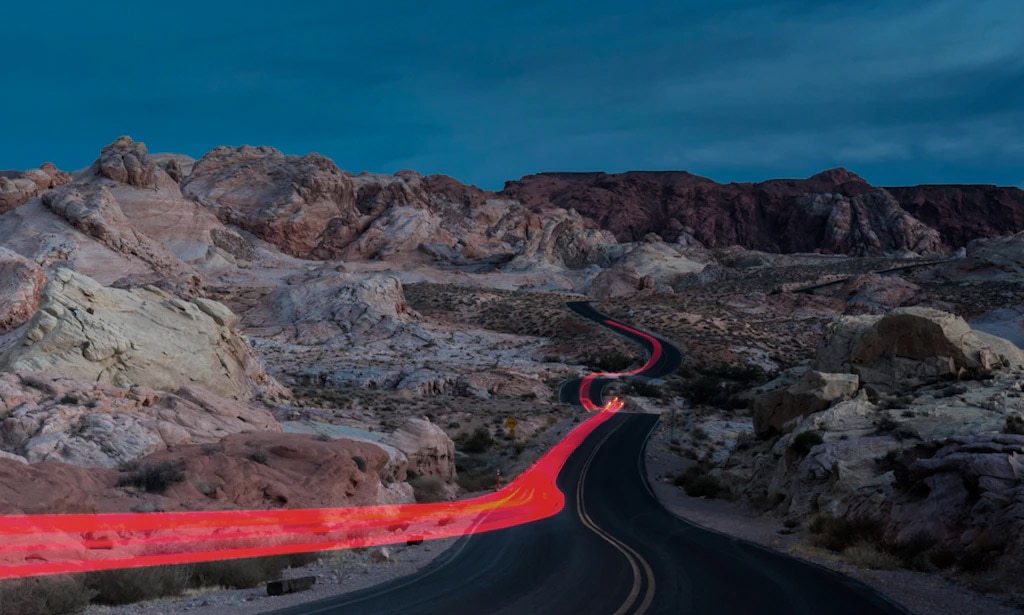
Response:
[3, 1, 1022, 190]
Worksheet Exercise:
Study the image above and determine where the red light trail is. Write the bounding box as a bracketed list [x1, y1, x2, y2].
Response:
[0, 319, 658, 580]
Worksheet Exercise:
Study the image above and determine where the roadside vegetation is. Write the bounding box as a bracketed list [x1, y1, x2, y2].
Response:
[0, 553, 320, 614]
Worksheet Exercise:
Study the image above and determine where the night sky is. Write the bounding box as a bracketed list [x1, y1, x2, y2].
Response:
[2, 1, 1021, 190]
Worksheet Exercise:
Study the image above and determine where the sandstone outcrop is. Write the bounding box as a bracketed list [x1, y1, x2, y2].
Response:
[587, 267, 645, 299]
[246, 272, 419, 345]
[0, 163, 72, 214]
[381, 417, 457, 482]
[182, 146, 360, 258]
[0, 428, 415, 514]
[752, 370, 859, 437]
[886, 184, 1024, 250]
[0, 457, 106, 515]
[0, 248, 46, 333]
[0, 372, 279, 468]
[41, 185, 198, 287]
[502, 169, 947, 256]
[0, 269, 286, 401]
[814, 307, 1024, 393]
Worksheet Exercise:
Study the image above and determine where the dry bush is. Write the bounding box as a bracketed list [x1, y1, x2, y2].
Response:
[84, 552, 321, 606]
[0, 576, 94, 615]
[193, 553, 317, 589]
[809, 515, 884, 552]
[85, 564, 194, 605]
[408, 476, 445, 503]
[674, 463, 722, 499]
[843, 544, 900, 570]
[116, 461, 185, 493]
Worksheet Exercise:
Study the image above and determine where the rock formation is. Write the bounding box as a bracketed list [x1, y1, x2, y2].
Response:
[0, 269, 286, 401]
[381, 417, 457, 482]
[502, 169, 949, 256]
[0, 163, 72, 214]
[752, 370, 859, 437]
[814, 307, 1024, 393]
[0, 373, 279, 468]
[886, 184, 1024, 250]
[182, 146, 360, 258]
[246, 272, 420, 345]
[0, 248, 46, 333]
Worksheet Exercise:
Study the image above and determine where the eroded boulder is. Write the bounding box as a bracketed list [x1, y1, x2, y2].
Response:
[814, 307, 1024, 393]
[753, 370, 859, 437]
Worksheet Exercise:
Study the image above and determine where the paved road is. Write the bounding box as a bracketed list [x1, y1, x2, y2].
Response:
[271, 304, 907, 615]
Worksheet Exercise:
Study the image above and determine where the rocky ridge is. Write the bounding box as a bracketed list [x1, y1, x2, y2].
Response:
[502, 168, 1022, 256]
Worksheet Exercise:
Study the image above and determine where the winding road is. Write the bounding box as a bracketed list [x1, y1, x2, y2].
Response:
[271, 304, 907, 615]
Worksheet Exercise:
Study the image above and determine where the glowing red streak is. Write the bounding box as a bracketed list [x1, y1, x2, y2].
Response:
[580, 321, 663, 412]
[0, 318, 658, 579]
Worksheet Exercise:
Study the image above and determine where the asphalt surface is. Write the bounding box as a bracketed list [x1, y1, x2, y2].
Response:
[271, 304, 908, 615]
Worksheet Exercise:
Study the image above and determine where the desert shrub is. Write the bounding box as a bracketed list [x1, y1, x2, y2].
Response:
[586, 350, 634, 373]
[408, 476, 445, 503]
[843, 544, 900, 570]
[790, 430, 824, 456]
[116, 461, 184, 493]
[85, 553, 320, 605]
[691, 427, 709, 441]
[461, 426, 495, 453]
[1003, 414, 1024, 435]
[628, 381, 664, 398]
[85, 564, 194, 604]
[313, 433, 332, 442]
[248, 449, 268, 464]
[0, 575, 95, 615]
[352, 455, 367, 472]
[683, 375, 725, 407]
[809, 515, 884, 552]
[455, 456, 497, 492]
[874, 416, 900, 434]
[674, 463, 722, 498]
[193, 554, 313, 589]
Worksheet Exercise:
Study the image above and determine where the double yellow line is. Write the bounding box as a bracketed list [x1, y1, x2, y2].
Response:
[576, 419, 656, 615]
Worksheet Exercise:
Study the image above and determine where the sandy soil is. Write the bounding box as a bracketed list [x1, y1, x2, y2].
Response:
[644, 428, 1023, 615]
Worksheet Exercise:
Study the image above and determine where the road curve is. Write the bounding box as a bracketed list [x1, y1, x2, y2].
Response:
[270, 303, 907, 615]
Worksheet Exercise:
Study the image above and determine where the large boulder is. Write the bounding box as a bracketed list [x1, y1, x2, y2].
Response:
[587, 267, 644, 299]
[753, 370, 860, 437]
[381, 417, 457, 482]
[814, 307, 1024, 393]
[0, 248, 46, 333]
[0, 269, 286, 401]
